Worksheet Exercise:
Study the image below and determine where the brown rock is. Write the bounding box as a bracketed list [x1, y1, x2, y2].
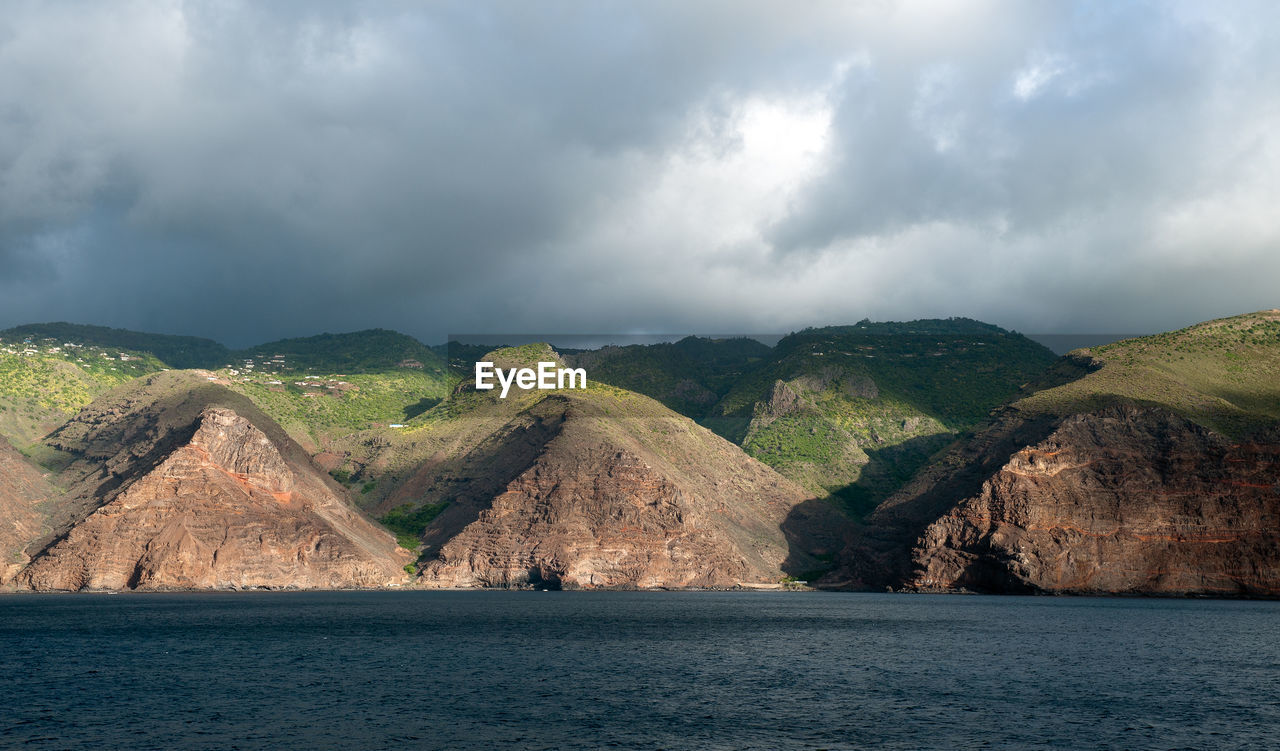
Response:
[390, 392, 842, 589]
[910, 407, 1280, 595]
[0, 438, 55, 583]
[17, 380, 410, 591]
[750, 380, 805, 429]
[832, 406, 1280, 595]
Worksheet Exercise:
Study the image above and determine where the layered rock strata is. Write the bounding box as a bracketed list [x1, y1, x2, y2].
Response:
[0, 439, 55, 583]
[401, 397, 841, 589]
[833, 406, 1280, 595]
[18, 403, 409, 591]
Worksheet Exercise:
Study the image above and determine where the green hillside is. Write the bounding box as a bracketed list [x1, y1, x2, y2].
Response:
[0, 324, 458, 455]
[2, 324, 454, 378]
[0, 334, 165, 448]
[218, 331, 456, 449]
[728, 320, 1056, 427]
[566, 336, 772, 418]
[241, 329, 451, 376]
[1015, 309, 1280, 437]
[702, 320, 1057, 517]
[1, 323, 229, 369]
[224, 371, 456, 453]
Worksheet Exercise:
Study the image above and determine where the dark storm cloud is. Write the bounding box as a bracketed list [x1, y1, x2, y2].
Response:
[1, 1, 1277, 346]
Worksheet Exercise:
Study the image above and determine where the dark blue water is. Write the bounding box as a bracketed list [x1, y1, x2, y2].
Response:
[1, 592, 1276, 750]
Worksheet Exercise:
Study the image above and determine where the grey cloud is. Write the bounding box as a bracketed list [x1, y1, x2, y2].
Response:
[0, 1, 1276, 347]
[771, 3, 1245, 247]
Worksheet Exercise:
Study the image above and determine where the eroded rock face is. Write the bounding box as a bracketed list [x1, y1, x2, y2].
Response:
[18, 407, 409, 591]
[905, 407, 1280, 595]
[0, 439, 54, 583]
[752, 380, 805, 428]
[414, 400, 833, 589]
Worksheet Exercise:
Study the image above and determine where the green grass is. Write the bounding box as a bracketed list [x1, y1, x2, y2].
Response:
[0, 337, 165, 446]
[225, 369, 457, 448]
[740, 389, 952, 500]
[430, 325, 1056, 517]
[380, 502, 450, 549]
[716, 324, 1055, 428]
[1016, 310, 1280, 437]
[0, 323, 461, 452]
[240, 329, 451, 376]
[694, 323, 1056, 507]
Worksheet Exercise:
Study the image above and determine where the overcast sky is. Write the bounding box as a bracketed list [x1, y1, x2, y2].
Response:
[1, 1, 1277, 346]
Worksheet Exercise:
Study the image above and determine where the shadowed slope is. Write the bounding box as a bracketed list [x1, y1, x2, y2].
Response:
[16, 372, 410, 591]
[828, 311, 1280, 595]
[361, 345, 847, 589]
[0, 438, 56, 583]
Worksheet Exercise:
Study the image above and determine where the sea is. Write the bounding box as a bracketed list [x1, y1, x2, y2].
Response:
[1, 591, 1276, 750]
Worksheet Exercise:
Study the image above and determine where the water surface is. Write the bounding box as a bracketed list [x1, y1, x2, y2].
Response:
[1, 592, 1276, 750]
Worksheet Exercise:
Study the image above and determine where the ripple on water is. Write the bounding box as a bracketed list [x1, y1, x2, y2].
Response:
[1, 591, 1277, 750]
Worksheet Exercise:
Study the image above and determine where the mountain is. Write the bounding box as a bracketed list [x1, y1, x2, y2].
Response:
[8, 313, 1276, 595]
[0, 333, 166, 449]
[354, 345, 845, 589]
[0, 324, 452, 376]
[829, 310, 1280, 596]
[240, 329, 451, 376]
[697, 320, 1056, 518]
[554, 321, 1056, 524]
[0, 323, 457, 458]
[0, 437, 56, 583]
[12, 371, 410, 591]
[226, 330, 456, 453]
[564, 336, 773, 418]
[1, 322, 230, 369]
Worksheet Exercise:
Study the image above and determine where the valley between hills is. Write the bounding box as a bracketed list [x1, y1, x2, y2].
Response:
[1, 312, 1278, 595]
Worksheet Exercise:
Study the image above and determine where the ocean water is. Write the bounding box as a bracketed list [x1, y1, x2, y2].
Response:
[1, 592, 1276, 750]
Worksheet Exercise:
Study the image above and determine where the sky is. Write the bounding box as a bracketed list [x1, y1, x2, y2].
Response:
[1, 1, 1277, 347]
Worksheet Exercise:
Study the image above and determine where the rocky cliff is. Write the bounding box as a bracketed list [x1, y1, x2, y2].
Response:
[365, 348, 846, 590]
[0, 438, 55, 583]
[828, 311, 1280, 596]
[412, 397, 833, 589]
[907, 407, 1280, 595]
[14, 373, 410, 590]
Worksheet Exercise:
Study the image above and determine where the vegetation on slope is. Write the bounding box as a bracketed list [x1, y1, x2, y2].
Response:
[1014, 310, 1280, 438]
[224, 370, 456, 451]
[1, 323, 229, 369]
[0, 324, 458, 454]
[702, 321, 1057, 518]
[220, 331, 456, 449]
[566, 336, 773, 419]
[420, 325, 1055, 521]
[0, 335, 165, 448]
[380, 502, 450, 551]
[721, 320, 1056, 428]
[241, 329, 451, 376]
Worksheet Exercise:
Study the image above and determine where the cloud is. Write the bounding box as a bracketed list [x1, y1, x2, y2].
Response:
[0, 1, 1277, 345]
